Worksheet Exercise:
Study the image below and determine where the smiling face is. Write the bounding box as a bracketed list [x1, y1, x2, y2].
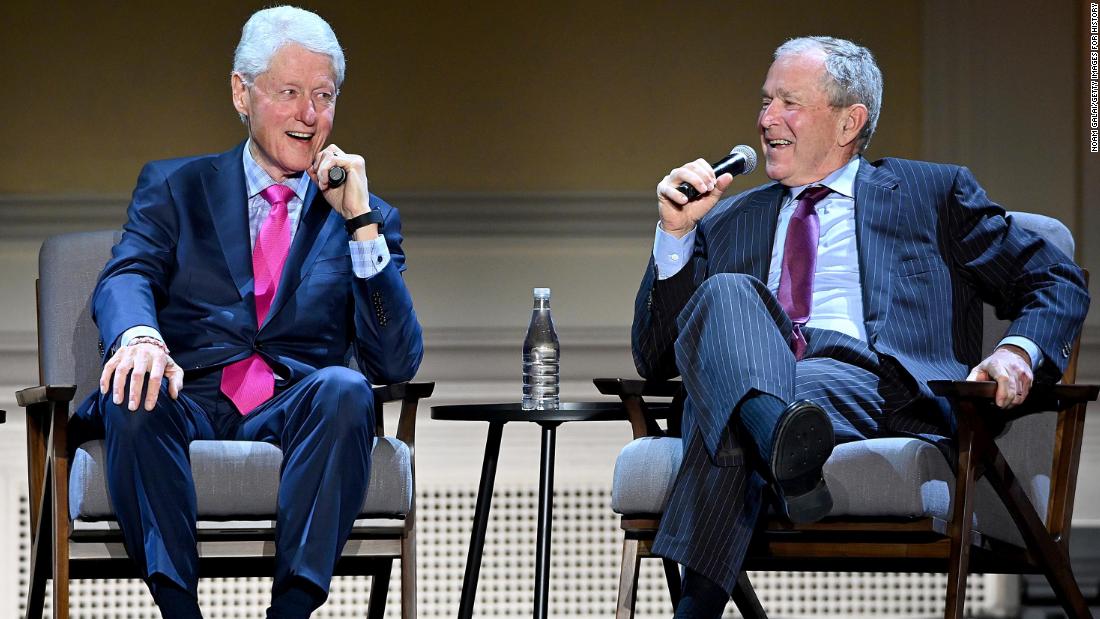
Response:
[758, 51, 859, 187]
[232, 44, 337, 182]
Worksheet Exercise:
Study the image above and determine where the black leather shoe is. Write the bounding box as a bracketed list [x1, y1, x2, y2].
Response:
[769, 400, 835, 523]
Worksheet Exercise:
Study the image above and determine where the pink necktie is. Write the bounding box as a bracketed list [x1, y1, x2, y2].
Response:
[776, 185, 831, 361]
[220, 184, 295, 415]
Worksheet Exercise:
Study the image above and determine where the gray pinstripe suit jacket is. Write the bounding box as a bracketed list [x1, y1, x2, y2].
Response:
[632, 157, 1089, 450]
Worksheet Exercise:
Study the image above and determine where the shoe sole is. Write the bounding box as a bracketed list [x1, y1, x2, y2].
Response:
[770, 401, 835, 523]
[782, 477, 833, 524]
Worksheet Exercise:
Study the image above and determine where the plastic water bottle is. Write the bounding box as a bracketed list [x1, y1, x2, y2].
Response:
[522, 287, 559, 410]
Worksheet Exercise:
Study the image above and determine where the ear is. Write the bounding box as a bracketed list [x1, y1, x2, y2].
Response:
[231, 73, 250, 118]
[837, 104, 869, 148]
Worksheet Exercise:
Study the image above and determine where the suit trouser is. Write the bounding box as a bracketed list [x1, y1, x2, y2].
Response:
[72, 365, 375, 599]
[651, 273, 915, 592]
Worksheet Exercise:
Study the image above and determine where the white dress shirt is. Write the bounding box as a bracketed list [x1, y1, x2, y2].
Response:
[652, 156, 1041, 367]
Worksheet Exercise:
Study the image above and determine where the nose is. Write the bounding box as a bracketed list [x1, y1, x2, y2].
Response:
[295, 96, 317, 125]
[759, 100, 779, 129]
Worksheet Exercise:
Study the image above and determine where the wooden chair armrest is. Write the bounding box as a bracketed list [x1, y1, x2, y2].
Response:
[370, 381, 435, 448]
[593, 378, 682, 399]
[930, 379, 1098, 550]
[372, 381, 435, 405]
[928, 380, 1098, 420]
[15, 384, 78, 408]
[16, 385, 78, 539]
[594, 378, 682, 439]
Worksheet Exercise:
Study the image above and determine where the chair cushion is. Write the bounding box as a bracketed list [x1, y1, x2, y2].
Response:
[70, 436, 412, 521]
[611, 436, 683, 516]
[612, 432, 1050, 546]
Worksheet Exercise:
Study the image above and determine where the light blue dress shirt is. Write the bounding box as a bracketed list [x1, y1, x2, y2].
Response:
[119, 140, 390, 348]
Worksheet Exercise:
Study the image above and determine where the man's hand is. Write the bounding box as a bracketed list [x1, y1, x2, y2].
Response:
[657, 159, 735, 238]
[310, 144, 375, 236]
[99, 341, 183, 412]
[965, 344, 1034, 409]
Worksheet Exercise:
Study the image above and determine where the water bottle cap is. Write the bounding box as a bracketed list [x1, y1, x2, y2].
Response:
[532, 287, 551, 299]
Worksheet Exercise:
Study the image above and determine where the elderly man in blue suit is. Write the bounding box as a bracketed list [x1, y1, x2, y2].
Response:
[71, 6, 423, 619]
[632, 36, 1088, 618]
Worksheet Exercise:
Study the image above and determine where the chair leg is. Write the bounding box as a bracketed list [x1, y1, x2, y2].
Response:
[26, 562, 46, 619]
[400, 525, 417, 619]
[983, 443, 1095, 618]
[944, 409, 980, 619]
[731, 572, 768, 619]
[367, 560, 392, 619]
[49, 409, 70, 619]
[51, 516, 69, 619]
[25, 486, 50, 619]
[616, 538, 642, 619]
[661, 558, 682, 607]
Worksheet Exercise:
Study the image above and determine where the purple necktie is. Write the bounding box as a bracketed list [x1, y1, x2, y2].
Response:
[220, 184, 295, 415]
[776, 185, 831, 361]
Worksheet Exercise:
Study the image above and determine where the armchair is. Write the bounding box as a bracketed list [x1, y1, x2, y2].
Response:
[15, 229, 433, 619]
[598, 212, 1098, 619]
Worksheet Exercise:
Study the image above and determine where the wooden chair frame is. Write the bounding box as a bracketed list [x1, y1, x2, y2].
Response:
[14, 293, 433, 619]
[596, 330, 1097, 618]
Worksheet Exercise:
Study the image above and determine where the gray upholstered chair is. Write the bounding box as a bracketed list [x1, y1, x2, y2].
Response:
[15, 230, 433, 619]
[597, 212, 1097, 619]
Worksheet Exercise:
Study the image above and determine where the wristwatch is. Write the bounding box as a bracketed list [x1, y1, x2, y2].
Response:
[344, 209, 383, 235]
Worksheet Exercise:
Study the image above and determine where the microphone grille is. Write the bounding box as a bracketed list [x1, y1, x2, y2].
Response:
[731, 144, 758, 175]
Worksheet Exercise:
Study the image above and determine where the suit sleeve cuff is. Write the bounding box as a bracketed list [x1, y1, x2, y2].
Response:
[653, 223, 696, 280]
[350, 236, 391, 279]
[116, 325, 164, 355]
[997, 336, 1043, 370]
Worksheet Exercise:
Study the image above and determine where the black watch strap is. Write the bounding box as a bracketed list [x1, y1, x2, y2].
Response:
[345, 209, 384, 235]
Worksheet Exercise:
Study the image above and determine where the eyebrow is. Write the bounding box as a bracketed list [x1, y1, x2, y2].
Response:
[761, 87, 797, 99]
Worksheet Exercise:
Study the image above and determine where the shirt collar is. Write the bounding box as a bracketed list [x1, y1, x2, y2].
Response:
[242, 139, 311, 202]
[785, 155, 861, 201]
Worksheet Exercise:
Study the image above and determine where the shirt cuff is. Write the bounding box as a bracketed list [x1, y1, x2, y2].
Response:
[997, 336, 1043, 370]
[116, 325, 164, 355]
[350, 236, 391, 279]
[653, 223, 696, 280]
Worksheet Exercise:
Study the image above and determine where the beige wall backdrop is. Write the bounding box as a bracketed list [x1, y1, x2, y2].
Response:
[1, 0, 1096, 497]
[2, 0, 1099, 614]
[2, 1, 923, 194]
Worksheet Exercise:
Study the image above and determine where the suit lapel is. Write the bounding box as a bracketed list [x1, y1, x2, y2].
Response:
[202, 142, 254, 305]
[853, 159, 902, 344]
[262, 181, 341, 328]
[734, 183, 784, 282]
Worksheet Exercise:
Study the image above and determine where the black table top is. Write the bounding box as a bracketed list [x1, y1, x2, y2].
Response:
[431, 401, 669, 423]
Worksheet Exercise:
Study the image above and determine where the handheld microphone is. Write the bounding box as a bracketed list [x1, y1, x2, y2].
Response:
[676, 145, 758, 200]
[327, 166, 346, 188]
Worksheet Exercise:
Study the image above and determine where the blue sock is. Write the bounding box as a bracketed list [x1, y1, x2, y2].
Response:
[150, 576, 202, 619]
[268, 579, 326, 619]
[675, 568, 730, 618]
[737, 392, 787, 465]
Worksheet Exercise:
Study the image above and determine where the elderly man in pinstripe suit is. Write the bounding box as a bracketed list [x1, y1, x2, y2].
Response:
[632, 36, 1089, 617]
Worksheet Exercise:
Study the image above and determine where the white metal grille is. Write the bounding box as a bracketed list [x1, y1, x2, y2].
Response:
[18, 487, 1009, 618]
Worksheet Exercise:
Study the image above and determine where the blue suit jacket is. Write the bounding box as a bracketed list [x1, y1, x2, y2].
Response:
[632, 157, 1089, 441]
[87, 141, 423, 412]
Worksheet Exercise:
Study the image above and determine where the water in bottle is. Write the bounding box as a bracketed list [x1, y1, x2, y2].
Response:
[522, 287, 559, 410]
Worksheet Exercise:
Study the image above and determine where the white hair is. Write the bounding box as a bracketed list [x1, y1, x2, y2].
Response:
[775, 36, 883, 152]
[232, 6, 345, 121]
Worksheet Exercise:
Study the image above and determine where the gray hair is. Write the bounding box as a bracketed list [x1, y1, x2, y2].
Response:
[232, 6, 345, 121]
[774, 36, 883, 152]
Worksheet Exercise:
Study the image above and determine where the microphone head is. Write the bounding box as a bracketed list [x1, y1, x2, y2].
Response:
[730, 144, 758, 175]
